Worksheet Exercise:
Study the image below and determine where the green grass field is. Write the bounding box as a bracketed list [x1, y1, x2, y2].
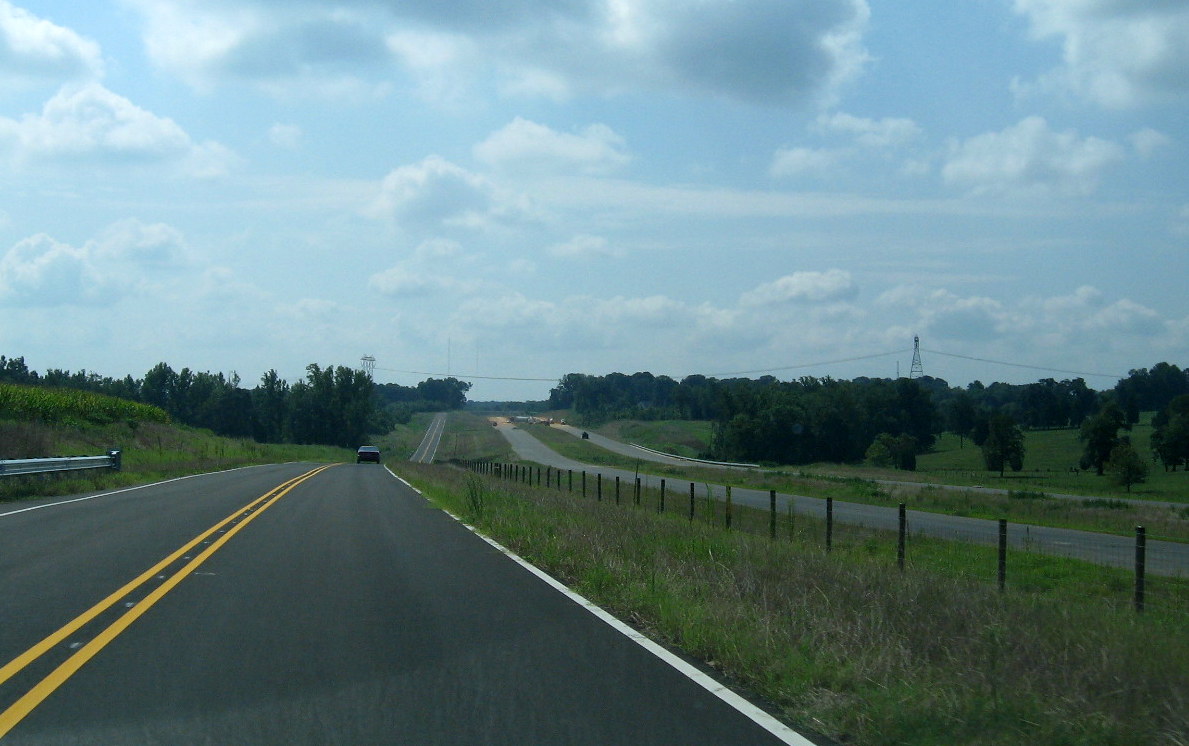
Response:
[0, 417, 352, 502]
[404, 460, 1189, 745]
[500, 419, 1189, 541]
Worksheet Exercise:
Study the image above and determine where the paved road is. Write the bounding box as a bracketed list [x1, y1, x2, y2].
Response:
[494, 423, 1189, 577]
[0, 462, 810, 744]
[410, 412, 448, 463]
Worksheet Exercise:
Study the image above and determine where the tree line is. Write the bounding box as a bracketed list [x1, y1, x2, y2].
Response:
[549, 363, 1189, 474]
[0, 356, 471, 449]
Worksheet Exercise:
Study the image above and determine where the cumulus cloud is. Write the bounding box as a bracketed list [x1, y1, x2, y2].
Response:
[1129, 128, 1170, 159]
[769, 146, 840, 178]
[0, 1, 103, 87]
[368, 238, 476, 298]
[814, 112, 920, 148]
[368, 156, 494, 227]
[877, 284, 1172, 363]
[124, 0, 393, 95]
[741, 270, 858, 306]
[448, 289, 740, 355]
[1013, 0, 1189, 108]
[368, 155, 536, 232]
[548, 234, 622, 260]
[474, 118, 630, 176]
[0, 219, 189, 307]
[268, 123, 302, 149]
[0, 83, 236, 176]
[1032, 285, 1164, 337]
[124, 0, 871, 105]
[942, 116, 1124, 197]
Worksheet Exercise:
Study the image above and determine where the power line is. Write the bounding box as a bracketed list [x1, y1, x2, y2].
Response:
[921, 349, 1123, 381]
[374, 366, 557, 382]
[371, 346, 1125, 387]
[708, 349, 910, 378]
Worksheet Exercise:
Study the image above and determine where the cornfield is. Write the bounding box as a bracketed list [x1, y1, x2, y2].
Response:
[0, 383, 169, 426]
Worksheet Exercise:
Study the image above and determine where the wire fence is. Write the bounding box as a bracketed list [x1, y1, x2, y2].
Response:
[462, 460, 1189, 619]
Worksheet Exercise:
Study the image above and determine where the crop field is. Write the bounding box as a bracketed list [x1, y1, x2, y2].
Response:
[0, 383, 169, 429]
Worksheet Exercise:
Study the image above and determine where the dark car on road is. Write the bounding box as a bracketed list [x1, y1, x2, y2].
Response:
[356, 446, 381, 464]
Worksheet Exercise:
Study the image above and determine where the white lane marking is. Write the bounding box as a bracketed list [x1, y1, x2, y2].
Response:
[384, 467, 816, 746]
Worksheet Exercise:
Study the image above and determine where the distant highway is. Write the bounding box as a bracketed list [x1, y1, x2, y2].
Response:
[0, 463, 813, 744]
[410, 411, 448, 463]
[493, 422, 1189, 577]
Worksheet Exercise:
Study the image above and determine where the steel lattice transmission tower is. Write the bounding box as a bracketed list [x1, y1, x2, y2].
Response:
[908, 336, 924, 379]
[360, 355, 376, 378]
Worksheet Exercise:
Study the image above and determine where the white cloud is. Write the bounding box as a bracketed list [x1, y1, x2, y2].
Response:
[0, 233, 109, 306]
[91, 218, 189, 268]
[0, 219, 188, 307]
[1032, 285, 1163, 337]
[448, 289, 741, 357]
[942, 116, 1124, 197]
[815, 112, 920, 148]
[368, 155, 537, 232]
[268, 123, 302, 149]
[876, 284, 1172, 366]
[368, 266, 450, 297]
[1129, 128, 1170, 159]
[0, 1, 103, 87]
[769, 146, 840, 178]
[741, 270, 858, 306]
[474, 118, 630, 176]
[367, 155, 494, 228]
[124, 0, 871, 106]
[1013, 0, 1189, 108]
[0, 83, 236, 176]
[548, 234, 621, 260]
[124, 0, 393, 95]
[368, 238, 475, 298]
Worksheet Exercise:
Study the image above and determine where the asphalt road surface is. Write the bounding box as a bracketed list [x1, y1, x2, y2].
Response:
[0, 463, 810, 745]
[410, 412, 448, 464]
[494, 422, 1189, 577]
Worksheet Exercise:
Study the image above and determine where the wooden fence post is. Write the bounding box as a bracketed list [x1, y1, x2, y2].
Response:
[826, 497, 833, 552]
[998, 519, 1007, 592]
[769, 490, 777, 539]
[1135, 525, 1146, 613]
[897, 503, 906, 571]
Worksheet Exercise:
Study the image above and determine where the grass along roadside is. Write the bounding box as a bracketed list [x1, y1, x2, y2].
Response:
[403, 461, 1189, 745]
[509, 422, 1189, 542]
[0, 418, 352, 502]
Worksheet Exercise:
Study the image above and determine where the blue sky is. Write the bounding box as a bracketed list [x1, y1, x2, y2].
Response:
[1, 0, 1186, 400]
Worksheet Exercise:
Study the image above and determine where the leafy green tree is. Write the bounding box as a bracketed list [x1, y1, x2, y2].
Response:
[1152, 395, 1189, 471]
[981, 414, 1024, 477]
[1079, 402, 1128, 476]
[141, 362, 178, 415]
[865, 433, 896, 468]
[252, 369, 289, 443]
[866, 433, 917, 470]
[1106, 440, 1149, 493]
[416, 377, 472, 410]
[945, 392, 978, 447]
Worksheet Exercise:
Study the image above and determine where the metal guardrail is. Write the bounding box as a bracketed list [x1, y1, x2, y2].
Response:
[0, 450, 121, 477]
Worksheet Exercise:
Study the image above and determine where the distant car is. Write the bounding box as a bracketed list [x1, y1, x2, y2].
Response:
[356, 446, 381, 464]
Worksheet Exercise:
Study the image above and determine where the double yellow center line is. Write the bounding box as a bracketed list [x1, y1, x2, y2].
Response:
[0, 463, 335, 738]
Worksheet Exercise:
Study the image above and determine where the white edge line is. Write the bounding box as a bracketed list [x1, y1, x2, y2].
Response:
[0, 463, 272, 519]
[385, 467, 817, 746]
